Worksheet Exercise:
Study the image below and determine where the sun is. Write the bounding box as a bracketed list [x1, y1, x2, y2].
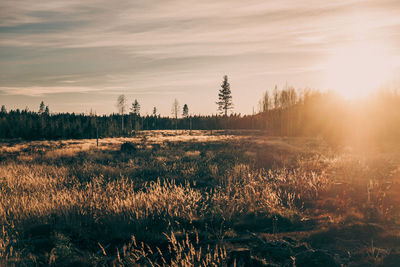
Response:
[323, 42, 397, 99]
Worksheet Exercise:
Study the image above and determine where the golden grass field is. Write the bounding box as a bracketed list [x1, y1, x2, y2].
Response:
[1, 130, 400, 266]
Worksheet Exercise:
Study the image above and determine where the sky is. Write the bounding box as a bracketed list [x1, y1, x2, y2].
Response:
[1, 0, 400, 116]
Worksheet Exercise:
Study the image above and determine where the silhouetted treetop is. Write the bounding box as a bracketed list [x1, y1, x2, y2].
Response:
[182, 104, 189, 117]
[130, 99, 141, 116]
[0, 105, 6, 114]
[38, 101, 45, 115]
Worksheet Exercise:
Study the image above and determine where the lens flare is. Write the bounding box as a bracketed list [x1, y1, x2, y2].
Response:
[323, 43, 397, 99]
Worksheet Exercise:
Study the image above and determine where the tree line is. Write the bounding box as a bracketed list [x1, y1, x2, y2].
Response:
[0, 108, 256, 140]
[1, 75, 400, 145]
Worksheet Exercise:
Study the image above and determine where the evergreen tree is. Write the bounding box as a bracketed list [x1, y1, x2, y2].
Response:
[130, 99, 141, 116]
[216, 75, 233, 116]
[0, 105, 6, 114]
[44, 106, 50, 115]
[182, 104, 189, 117]
[38, 101, 45, 114]
[153, 107, 157, 116]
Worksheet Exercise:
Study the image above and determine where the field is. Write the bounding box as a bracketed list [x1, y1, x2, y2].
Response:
[1, 130, 400, 266]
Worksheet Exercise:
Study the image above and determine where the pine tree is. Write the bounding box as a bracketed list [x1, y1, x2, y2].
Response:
[38, 101, 45, 114]
[216, 75, 233, 116]
[0, 105, 6, 114]
[153, 107, 157, 116]
[130, 99, 141, 116]
[182, 104, 189, 117]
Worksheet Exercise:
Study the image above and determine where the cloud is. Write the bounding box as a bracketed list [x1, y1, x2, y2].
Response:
[2, 0, 400, 56]
[1, 0, 400, 114]
[0, 86, 100, 96]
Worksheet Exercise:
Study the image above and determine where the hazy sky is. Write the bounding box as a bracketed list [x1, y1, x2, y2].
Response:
[1, 0, 400, 115]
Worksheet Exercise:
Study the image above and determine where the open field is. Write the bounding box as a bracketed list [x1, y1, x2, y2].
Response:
[1, 130, 400, 266]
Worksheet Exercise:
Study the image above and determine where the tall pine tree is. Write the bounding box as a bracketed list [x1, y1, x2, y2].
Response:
[217, 75, 233, 116]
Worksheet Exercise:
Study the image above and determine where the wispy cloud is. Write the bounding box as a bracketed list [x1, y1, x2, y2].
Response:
[0, 86, 100, 96]
[1, 0, 400, 114]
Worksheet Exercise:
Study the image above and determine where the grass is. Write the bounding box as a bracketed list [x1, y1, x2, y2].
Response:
[1, 130, 400, 266]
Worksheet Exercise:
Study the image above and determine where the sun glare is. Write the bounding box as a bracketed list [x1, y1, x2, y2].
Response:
[323, 43, 397, 99]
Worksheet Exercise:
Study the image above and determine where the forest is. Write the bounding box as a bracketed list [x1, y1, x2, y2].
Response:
[1, 84, 400, 146]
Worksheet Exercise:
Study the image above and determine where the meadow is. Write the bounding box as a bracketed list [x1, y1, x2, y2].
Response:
[1, 130, 400, 266]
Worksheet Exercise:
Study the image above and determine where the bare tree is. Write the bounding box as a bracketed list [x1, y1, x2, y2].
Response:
[171, 99, 180, 119]
[273, 85, 279, 109]
[117, 94, 127, 132]
[171, 99, 180, 131]
[280, 89, 290, 109]
[261, 90, 271, 112]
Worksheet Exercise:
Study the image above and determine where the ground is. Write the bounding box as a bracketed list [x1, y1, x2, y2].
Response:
[1, 130, 400, 266]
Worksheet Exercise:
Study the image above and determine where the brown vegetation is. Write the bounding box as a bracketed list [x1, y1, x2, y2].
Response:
[1, 130, 400, 266]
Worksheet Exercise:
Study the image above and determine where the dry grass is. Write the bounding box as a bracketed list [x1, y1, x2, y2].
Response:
[1, 130, 400, 266]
